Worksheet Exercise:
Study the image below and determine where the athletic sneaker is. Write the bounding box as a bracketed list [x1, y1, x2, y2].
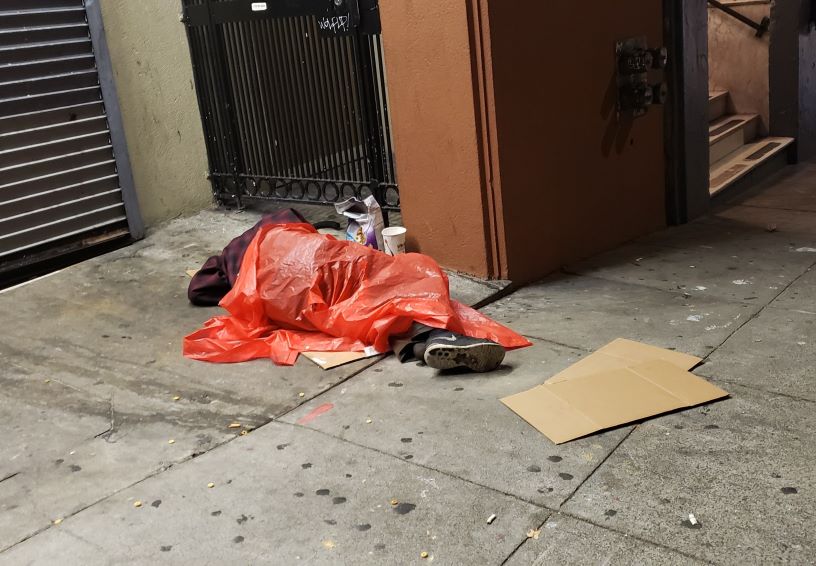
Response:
[423, 330, 506, 372]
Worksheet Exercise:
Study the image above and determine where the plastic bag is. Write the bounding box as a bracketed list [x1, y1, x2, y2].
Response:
[335, 195, 384, 250]
[183, 223, 531, 365]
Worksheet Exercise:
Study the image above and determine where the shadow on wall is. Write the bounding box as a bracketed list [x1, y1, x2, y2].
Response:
[601, 71, 635, 157]
[487, 0, 666, 284]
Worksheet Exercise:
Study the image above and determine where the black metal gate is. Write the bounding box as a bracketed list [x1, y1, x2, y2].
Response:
[181, 0, 399, 214]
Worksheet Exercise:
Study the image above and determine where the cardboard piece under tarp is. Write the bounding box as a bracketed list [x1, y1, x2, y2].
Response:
[501, 339, 728, 444]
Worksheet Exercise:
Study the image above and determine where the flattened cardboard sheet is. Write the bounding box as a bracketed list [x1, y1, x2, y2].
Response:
[302, 347, 383, 370]
[501, 339, 727, 444]
[546, 338, 702, 384]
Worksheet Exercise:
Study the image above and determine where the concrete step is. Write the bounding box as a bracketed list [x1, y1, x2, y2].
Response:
[709, 113, 759, 164]
[709, 136, 794, 196]
[709, 90, 728, 122]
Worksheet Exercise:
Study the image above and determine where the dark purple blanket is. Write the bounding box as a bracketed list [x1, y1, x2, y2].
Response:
[187, 209, 306, 306]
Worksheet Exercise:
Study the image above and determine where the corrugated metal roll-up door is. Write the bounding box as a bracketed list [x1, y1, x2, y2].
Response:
[0, 0, 142, 283]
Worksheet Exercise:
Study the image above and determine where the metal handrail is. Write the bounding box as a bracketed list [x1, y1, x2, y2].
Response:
[708, 0, 770, 37]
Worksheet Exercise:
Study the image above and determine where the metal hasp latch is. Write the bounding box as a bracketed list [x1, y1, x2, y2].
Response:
[616, 37, 668, 118]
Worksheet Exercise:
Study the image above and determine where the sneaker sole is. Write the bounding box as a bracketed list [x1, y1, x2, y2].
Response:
[423, 343, 506, 373]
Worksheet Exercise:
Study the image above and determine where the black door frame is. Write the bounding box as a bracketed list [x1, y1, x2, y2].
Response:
[665, 0, 816, 223]
[769, 0, 816, 161]
[663, 0, 710, 225]
[86, 0, 143, 239]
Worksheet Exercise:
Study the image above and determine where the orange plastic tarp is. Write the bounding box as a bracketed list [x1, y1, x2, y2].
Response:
[183, 223, 531, 365]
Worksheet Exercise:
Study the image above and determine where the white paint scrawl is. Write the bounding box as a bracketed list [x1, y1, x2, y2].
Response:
[705, 313, 741, 331]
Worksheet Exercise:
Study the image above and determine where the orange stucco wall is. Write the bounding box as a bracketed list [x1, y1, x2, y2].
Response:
[380, 0, 667, 283]
[487, 0, 667, 283]
[379, 0, 492, 277]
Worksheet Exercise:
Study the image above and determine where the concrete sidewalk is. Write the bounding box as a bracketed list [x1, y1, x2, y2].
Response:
[1, 165, 815, 564]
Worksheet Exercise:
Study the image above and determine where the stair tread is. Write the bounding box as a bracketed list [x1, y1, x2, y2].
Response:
[709, 114, 759, 144]
[708, 91, 729, 122]
[709, 136, 794, 196]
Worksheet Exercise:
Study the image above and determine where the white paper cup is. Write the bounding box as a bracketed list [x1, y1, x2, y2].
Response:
[381, 226, 407, 256]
